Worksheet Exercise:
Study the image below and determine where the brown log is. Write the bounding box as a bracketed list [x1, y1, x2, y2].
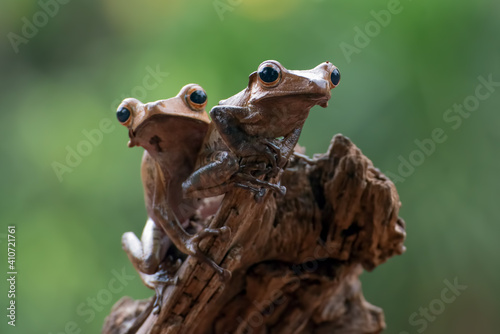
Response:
[103, 134, 406, 334]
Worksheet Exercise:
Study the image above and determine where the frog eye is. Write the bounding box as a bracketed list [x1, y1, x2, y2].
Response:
[116, 107, 131, 125]
[258, 62, 281, 87]
[186, 88, 207, 111]
[330, 68, 341, 87]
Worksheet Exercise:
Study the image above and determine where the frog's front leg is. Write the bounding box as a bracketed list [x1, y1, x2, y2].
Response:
[183, 150, 279, 200]
[152, 205, 232, 281]
[210, 106, 277, 172]
[182, 150, 239, 199]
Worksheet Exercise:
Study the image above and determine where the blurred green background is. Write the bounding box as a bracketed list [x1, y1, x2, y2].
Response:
[1, 0, 499, 333]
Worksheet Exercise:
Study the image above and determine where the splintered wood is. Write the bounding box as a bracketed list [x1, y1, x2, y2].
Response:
[103, 134, 406, 334]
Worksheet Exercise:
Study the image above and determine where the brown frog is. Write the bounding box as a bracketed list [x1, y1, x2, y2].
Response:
[117, 84, 230, 314]
[183, 60, 340, 199]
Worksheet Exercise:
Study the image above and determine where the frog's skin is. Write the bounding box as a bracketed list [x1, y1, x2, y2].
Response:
[183, 60, 340, 199]
[117, 84, 230, 314]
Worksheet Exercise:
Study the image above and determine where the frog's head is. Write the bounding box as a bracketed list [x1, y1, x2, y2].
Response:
[240, 60, 340, 113]
[116, 84, 210, 150]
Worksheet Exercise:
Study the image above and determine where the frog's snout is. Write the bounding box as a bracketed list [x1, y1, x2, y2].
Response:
[319, 100, 329, 108]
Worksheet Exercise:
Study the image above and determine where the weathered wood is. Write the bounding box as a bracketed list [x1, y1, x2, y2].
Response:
[104, 134, 406, 334]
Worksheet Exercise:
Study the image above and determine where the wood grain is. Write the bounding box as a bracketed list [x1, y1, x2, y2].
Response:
[103, 134, 406, 334]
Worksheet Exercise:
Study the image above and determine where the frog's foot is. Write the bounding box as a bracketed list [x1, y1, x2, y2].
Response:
[185, 227, 232, 281]
[235, 172, 286, 196]
[142, 269, 179, 315]
[234, 181, 267, 202]
[262, 150, 280, 177]
[260, 139, 289, 175]
[164, 256, 183, 272]
[152, 290, 162, 315]
[293, 152, 316, 165]
[238, 140, 279, 176]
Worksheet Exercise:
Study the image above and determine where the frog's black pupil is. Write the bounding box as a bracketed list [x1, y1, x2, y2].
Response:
[259, 66, 279, 83]
[331, 68, 341, 86]
[116, 107, 131, 123]
[190, 90, 207, 104]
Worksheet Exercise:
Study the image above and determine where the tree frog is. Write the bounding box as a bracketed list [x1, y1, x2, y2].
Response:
[116, 84, 230, 314]
[183, 60, 340, 199]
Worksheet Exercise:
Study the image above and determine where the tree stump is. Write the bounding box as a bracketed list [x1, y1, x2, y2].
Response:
[103, 134, 406, 334]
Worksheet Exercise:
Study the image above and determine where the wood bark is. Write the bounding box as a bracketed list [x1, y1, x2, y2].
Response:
[103, 134, 406, 334]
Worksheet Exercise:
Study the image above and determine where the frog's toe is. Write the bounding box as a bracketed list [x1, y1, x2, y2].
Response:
[149, 273, 178, 315]
[152, 285, 166, 315]
[152, 274, 179, 285]
[218, 268, 232, 282]
[218, 226, 231, 241]
[185, 231, 232, 281]
[254, 188, 267, 202]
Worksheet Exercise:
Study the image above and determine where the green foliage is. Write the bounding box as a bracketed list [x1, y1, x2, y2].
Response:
[1, 0, 499, 333]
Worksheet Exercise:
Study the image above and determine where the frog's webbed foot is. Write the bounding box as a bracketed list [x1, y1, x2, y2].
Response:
[142, 264, 179, 314]
[262, 148, 280, 177]
[185, 226, 232, 281]
[234, 181, 267, 202]
[153, 208, 232, 282]
[234, 172, 286, 197]
[264, 140, 284, 164]
[151, 276, 178, 314]
[260, 138, 290, 175]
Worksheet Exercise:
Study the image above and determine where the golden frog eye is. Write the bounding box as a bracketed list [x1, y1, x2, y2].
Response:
[186, 88, 207, 111]
[116, 107, 131, 126]
[257, 62, 281, 87]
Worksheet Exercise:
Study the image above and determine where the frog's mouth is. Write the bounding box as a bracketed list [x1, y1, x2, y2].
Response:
[129, 115, 209, 152]
[255, 92, 330, 107]
[291, 93, 330, 108]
